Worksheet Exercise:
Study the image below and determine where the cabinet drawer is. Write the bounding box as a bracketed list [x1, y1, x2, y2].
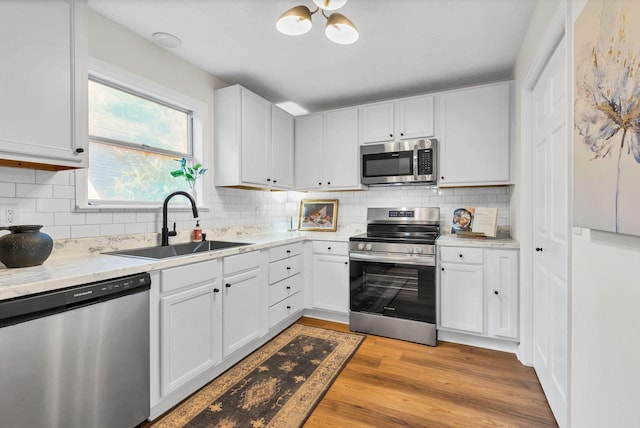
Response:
[269, 274, 302, 306]
[223, 251, 260, 276]
[268, 291, 303, 328]
[312, 241, 348, 255]
[269, 255, 302, 284]
[440, 247, 483, 264]
[161, 259, 219, 294]
[269, 242, 303, 262]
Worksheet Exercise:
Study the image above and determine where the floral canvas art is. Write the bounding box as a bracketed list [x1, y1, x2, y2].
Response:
[574, 0, 640, 236]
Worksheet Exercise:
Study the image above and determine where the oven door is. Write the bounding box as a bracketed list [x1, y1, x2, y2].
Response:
[349, 252, 435, 323]
[360, 144, 415, 185]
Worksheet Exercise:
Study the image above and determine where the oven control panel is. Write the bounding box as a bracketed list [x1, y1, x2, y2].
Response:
[349, 241, 435, 256]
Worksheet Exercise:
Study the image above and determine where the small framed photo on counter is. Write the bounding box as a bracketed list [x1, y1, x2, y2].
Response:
[298, 199, 338, 231]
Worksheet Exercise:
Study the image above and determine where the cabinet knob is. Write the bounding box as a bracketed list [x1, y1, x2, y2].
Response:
[389, 133, 393, 137]
[344, 261, 348, 265]
[286, 250, 291, 254]
[267, 178, 271, 182]
[441, 267, 445, 271]
[328, 247, 332, 250]
[225, 283, 231, 288]
[75, 148, 85, 153]
[318, 182, 322, 186]
[273, 180, 277, 184]
[494, 290, 499, 295]
[459, 254, 463, 258]
[400, 132, 404, 137]
[287, 305, 292, 309]
[441, 176, 445, 180]
[214, 288, 220, 293]
[327, 181, 331, 185]
[286, 266, 291, 270]
[535, 247, 543, 252]
[286, 286, 291, 290]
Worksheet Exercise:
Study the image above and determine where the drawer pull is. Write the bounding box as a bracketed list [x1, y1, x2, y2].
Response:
[225, 283, 231, 288]
[328, 247, 332, 250]
[286, 286, 291, 290]
[286, 266, 291, 270]
[459, 254, 463, 258]
[286, 250, 291, 254]
[286, 305, 291, 309]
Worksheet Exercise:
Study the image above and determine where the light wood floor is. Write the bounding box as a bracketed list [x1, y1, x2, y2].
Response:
[298, 317, 557, 428]
[147, 317, 558, 427]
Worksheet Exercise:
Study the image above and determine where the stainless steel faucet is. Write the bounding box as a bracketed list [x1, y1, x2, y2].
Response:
[161, 191, 199, 246]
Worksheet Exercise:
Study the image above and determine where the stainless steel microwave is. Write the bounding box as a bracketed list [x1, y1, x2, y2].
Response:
[360, 138, 437, 185]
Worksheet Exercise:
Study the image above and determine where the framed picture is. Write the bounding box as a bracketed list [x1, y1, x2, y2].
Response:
[298, 199, 338, 232]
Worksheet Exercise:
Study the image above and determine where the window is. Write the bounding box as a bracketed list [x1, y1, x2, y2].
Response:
[76, 60, 207, 210]
[86, 77, 194, 204]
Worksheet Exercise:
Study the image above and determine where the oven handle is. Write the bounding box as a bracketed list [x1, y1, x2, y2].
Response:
[349, 252, 435, 267]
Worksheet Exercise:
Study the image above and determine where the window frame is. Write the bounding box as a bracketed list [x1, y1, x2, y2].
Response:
[75, 58, 208, 211]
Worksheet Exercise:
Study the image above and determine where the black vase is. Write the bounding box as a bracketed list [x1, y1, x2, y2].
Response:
[0, 225, 53, 268]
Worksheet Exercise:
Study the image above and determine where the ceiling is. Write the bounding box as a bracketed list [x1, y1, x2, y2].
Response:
[87, 0, 538, 113]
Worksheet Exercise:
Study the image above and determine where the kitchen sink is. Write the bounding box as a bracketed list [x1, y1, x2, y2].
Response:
[105, 240, 253, 259]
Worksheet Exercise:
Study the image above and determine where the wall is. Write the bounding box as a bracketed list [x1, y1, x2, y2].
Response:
[0, 9, 511, 250]
[569, 1, 640, 426]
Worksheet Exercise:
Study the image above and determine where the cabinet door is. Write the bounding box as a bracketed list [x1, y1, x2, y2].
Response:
[240, 88, 271, 186]
[486, 250, 519, 340]
[271, 106, 294, 189]
[160, 283, 220, 396]
[325, 108, 360, 189]
[312, 253, 349, 313]
[396, 96, 435, 139]
[439, 82, 511, 186]
[0, 0, 87, 169]
[223, 268, 263, 357]
[440, 263, 484, 334]
[294, 113, 324, 190]
[359, 102, 395, 143]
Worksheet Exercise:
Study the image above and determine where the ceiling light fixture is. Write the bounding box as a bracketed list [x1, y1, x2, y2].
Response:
[152, 32, 182, 49]
[276, 0, 358, 45]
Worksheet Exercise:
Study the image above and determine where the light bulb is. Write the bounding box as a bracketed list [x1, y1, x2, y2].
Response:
[312, 0, 348, 11]
[276, 5, 313, 36]
[325, 13, 358, 44]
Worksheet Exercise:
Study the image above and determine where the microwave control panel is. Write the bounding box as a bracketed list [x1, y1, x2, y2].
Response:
[418, 149, 433, 175]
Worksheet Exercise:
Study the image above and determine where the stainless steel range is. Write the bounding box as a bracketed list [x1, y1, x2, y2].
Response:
[349, 207, 440, 346]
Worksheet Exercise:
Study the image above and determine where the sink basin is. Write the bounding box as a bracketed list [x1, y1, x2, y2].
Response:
[105, 240, 253, 259]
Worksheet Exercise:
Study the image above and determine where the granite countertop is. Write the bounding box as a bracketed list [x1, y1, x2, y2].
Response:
[0, 230, 355, 302]
[436, 233, 520, 249]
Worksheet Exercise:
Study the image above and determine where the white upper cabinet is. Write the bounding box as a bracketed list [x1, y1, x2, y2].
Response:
[439, 82, 511, 187]
[0, 0, 88, 170]
[294, 113, 324, 190]
[295, 107, 362, 191]
[359, 95, 435, 144]
[271, 106, 294, 189]
[214, 85, 294, 190]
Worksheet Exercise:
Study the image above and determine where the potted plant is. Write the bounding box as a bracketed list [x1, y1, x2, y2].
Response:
[170, 158, 207, 196]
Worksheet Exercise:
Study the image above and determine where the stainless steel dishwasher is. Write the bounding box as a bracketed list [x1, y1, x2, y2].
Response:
[0, 272, 151, 428]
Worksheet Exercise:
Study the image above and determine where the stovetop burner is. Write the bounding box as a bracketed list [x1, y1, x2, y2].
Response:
[350, 207, 441, 246]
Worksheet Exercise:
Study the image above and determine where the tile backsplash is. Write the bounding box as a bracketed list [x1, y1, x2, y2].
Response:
[0, 166, 510, 240]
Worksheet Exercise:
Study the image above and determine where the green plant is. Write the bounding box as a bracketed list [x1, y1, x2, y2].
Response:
[170, 157, 207, 189]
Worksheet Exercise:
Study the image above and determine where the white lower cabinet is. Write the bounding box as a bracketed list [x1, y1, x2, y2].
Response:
[157, 259, 222, 398]
[222, 251, 267, 357]
[312, 241, 349, 314]
[438, 245, 519, 341]
[268, 243, 304, 328]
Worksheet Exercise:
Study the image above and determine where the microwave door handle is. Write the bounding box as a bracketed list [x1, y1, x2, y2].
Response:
[413, 145, 419, 180]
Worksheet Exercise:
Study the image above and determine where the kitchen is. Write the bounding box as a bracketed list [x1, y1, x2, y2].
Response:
[0, 0, 638, 427]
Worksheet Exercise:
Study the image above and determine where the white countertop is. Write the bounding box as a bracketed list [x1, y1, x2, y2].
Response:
[0, 230, 352, 302]
[436, 234, 519, 249]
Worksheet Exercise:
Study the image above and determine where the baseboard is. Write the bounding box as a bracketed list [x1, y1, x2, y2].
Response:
[437, 330, 519, 354]
[303, 308, 348, 324]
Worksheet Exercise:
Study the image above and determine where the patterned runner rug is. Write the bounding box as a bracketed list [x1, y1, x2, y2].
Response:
[153, 324, 364, 428]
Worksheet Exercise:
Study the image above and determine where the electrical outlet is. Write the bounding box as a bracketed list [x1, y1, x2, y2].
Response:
[0, 204, 20, 226]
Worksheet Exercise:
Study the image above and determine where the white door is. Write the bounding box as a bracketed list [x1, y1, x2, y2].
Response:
[532, 36, 569, 427]
[312, 254, 349, 313]
[439, 263, 484, 334]
[294, 114, 324, 190]
[325, 108, 359, 189]
[271, 105, 294, 189]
